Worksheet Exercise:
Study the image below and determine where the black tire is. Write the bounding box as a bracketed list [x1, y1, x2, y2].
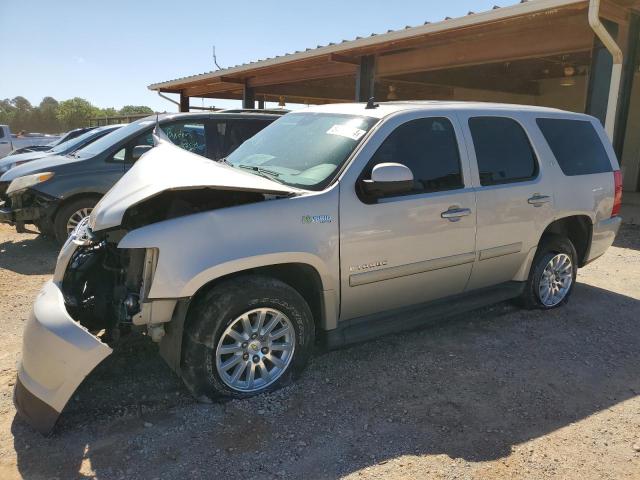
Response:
[33, 220, 53, 237]
[520, 234, 578, 310]
[53, 197, 98, 245]
[181, 275, 315, 401]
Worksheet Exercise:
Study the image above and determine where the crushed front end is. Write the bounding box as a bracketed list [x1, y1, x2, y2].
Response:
[14, 219, 153, 434]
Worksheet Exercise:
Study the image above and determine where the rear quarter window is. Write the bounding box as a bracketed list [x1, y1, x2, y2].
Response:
[536, 118, 612, 176]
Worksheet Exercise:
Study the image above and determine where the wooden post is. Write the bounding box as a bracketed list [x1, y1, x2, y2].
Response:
[179, 92, 190, 112]
[243, 85, 255, 109]
[355, 55, 376, 102]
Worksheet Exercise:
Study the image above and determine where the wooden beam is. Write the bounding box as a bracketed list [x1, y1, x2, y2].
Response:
[179, 92, 189, 112]
[328, 53, 360, 65]
[377, 15, 594, 77]
[255, 81, 355, 102]
[247, 61, 356, 87]
[356, 55, 376, 102]
[243, 85, 255, 108]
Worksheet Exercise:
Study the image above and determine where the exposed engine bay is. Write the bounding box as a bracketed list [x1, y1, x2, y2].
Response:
[60, 187, 279, 343]
[61, 239, 146, 341]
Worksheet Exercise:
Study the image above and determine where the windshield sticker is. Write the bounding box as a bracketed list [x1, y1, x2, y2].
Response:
[326, 124, 366, 141]
[302, 215, 333, 224]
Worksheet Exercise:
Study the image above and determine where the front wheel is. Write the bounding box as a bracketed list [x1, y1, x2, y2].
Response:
[521, 235, 577, 309]
[181, 275, 315, 401]
[53, 197, 98, 245]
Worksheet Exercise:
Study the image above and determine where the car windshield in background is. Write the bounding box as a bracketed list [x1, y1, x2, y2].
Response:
[49, 127, 108, 154]
[226, 113, 378, 190]
[76, 119, 155, 157]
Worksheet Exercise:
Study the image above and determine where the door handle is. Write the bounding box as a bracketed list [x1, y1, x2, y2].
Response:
[441, 207, 471, 221]
[527, 194, 551, 206]
[0, 141, 8, 144]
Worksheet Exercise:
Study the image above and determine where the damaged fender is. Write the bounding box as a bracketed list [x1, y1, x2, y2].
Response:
[14, 280, 112, 434]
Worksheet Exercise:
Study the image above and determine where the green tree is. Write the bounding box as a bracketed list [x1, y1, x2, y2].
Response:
[119, 105, 154, 116]
[56, 97, 99, 130]
[35, 96, 61, 133]
[0, 99, 16, 127]
[11, 96, 33, 132]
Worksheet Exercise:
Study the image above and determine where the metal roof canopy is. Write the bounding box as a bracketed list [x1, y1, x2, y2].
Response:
[148, 0, 638, 106]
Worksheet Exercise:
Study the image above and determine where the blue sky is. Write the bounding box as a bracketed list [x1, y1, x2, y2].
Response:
[0, 0, 518, 112]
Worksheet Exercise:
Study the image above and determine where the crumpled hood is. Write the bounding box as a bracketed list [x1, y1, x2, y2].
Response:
[90, 140, 300, 232]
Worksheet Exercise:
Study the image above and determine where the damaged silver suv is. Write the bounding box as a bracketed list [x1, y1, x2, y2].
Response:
[15, 102, 623, 433]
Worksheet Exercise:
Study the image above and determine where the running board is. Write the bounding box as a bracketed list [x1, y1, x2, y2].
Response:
[322, 281, 525, 349]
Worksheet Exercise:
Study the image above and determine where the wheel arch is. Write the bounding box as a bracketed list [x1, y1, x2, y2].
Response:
[185, 262, 328, 334]
[52, 191, 103, 221]
[513, 214, 593, 282]
[164, 262, 330, 378]
[538, 215, 593, 267]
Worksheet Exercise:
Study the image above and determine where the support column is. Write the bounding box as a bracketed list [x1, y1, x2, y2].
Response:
[243, 85, 255, 109]
[355, 55, 376, 102]
[586, 20, 619, 129]
[179, 92, 190, 112]
[258, 98, 265, 109]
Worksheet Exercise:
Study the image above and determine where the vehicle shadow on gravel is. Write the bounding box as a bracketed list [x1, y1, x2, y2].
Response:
[613, 223, 640, 250]
[10, 282, 640, 479]
[0, 235, 57, 275]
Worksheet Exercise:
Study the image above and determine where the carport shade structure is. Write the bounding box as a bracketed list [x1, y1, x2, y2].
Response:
[149, 0, 640, 191]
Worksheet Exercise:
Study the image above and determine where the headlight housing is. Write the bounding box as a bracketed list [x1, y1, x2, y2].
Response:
[6, 172, 55, 195]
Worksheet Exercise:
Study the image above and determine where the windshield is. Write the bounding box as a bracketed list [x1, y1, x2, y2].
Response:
[76, 119, 155, 157]
[50, 127, 111, 154]
[226, 112, 378, 190]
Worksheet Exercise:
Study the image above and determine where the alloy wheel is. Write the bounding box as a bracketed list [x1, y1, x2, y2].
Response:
[215, 308, 295, 392]
[538, 253, 573, 307]
[66, 207, 93, 235]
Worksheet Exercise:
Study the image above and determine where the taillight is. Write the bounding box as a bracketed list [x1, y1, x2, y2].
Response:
[611, 170, 622, 217]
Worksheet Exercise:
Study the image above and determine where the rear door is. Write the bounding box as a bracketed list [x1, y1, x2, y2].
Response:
[459, 113, 555, 290]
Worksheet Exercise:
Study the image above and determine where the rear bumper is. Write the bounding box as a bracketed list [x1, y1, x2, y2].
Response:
[14, 280, 112, 434]
[585, 215, 622, 264]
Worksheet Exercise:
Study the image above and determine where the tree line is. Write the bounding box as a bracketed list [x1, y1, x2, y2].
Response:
[0, 96, 155, 134]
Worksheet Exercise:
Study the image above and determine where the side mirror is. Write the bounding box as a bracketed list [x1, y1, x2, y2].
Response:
[132, 145, 153, 161]
[360, 162, 414, 198]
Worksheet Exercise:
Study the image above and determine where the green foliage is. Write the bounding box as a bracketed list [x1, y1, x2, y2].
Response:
[119, 105, 154, 116]
[56, 97, 100, 130]
[0, 96, 155, 134]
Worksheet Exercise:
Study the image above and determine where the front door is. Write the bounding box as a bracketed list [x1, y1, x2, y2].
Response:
[339, 114, 476, 321]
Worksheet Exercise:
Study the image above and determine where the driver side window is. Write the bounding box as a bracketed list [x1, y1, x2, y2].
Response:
[364, 117, 463, 197]
[110, 132, 153, 163]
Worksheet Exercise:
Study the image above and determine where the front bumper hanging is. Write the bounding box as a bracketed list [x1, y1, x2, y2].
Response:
[13, 231, 112, 434]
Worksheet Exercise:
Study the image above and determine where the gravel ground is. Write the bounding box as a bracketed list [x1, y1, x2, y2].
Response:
[0, 222, 638, 480]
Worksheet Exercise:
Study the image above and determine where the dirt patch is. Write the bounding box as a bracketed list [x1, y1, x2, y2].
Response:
[0, 223, 639, 479]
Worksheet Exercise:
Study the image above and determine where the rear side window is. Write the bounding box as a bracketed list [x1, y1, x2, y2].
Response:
[469, 117, 538, 186]
[223, 120, 272, 156]
[536, 118, 612, 176]
[366, 117, 463, 195]
[161, 121, 206, 156]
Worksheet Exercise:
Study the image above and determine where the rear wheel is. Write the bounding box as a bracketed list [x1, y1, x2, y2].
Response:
[181, 275, 315, 401]
[53, 197, 98, 245]
[521, 235, 577, 309]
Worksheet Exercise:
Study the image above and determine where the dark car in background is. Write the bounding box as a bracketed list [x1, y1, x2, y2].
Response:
[0, 110, 284, 243]
[7, 126, 96, 156]
[0, 124, 122, 175]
